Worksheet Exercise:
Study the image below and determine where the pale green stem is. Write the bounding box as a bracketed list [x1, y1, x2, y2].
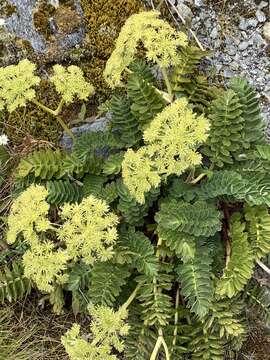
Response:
[149, 237, 171, 360]
[156, 0, 165, 10]
[122, 283, 142, 312]
[160, 67, 173, 103]
[56, 116, 76, 142]
[256, 260, 270, 275]
[31, 98, 76, 142]
[31, 98, 56, 116]
[173, 286, 180, 347]
[150, 328, 170, 360]
[150, 334, 163, 360]
[124, 67, 171, 104]
[161, 335, 171, 360]
[190, 173, 207, 185]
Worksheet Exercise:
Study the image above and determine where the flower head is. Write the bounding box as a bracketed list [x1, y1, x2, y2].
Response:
[122, 98, 210, 203]
[0, 134, 9, 146]
[51, 65, 94, 103]
[0, 59, 40, 112]
[104, 11, 187, 88]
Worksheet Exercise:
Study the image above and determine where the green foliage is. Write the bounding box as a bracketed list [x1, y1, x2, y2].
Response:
[244, 204, 270, 259]
[89, 262, 130, 307]
[197, 170, 270, 206]
[117, 180, 160, 226]
[46, 180, 83, 205]
[176, 245, 214, 317]
[157, 199, 221, 237]
[190, 331, 225, 360]
[0, 261, 31, 303]
[17, 148, 64, 180]
[216, 213, 254, 298]
[103, 152, 124, 176]
[229, 77, 265, 146]
[203, 89, 243, 167]
[127, 72, 166, 130]
[124, 316, 156, 360]
[117, 227, 158, 277]
[83, 175, 118, 204]
[110, 96, 141, 147]
[171, 46, 209, 84]
[203, 297, 246, 338]
[129, 59, 156, 84]
[137, 272, 173, 326]
[245, 281, 270, 325]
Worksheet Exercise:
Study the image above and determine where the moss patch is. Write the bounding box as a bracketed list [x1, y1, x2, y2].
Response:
[1, 2, 17, 17]
[3, 79, 80, 146]
[80, 0, 145, 101]
[32, 1, 56, 40]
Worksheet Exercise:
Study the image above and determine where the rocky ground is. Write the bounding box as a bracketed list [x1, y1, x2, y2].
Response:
[170, 0, 270, 137]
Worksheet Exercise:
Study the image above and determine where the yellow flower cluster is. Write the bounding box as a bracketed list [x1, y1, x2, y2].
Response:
[122, 98, 210, 203]
[104, 11, 187, 88]
[23, 241, 69, 293]
[7, 186, 119, 293]
[7, 184, 50, 246]
[0, 59, 40, 112]
[51, 65, 95, 103]
[57, 195, 119, 265]
[62, 304, 129, 360]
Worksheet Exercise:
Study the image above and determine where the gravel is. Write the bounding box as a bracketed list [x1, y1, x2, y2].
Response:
[172, 0, 270, 137]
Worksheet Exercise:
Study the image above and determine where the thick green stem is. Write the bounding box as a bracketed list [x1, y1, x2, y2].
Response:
[156, 0, 165, 10]
[190, 173, 207, 184]
[31, 98, 56, 116]
[31, 98, 76, 142]
[150, 334, 163, 360]
[150, 329, 170, 360]
[173, 286, 180, 347]
[122, 283, 141, 312]
[149, 237, 170, 360]
[160, 67, 173, 103]
[56, 116, 76, 142]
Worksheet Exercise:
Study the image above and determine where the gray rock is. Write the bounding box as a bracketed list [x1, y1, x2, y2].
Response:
[4, 0, 47, 53]
[176, 3, 193, 22]
[194, 0, 204, 7]
[60, 113, 112, 150]
[215, 64, 223, 72]
[227, 46, 236, 56]
[263, 22, 270, 42]
[256, 9, 266, 23]
[251, 32, 266, 47]
[49, 0, 59, 7]
[246, 18, 259, 28]
[3, 0, 85, 53]
[239, 17, 247, 31]
[258, 1, 268, 9]
[213, 39, 221, 48]
[239, 41, 249, 51]
[223, 69, 235, 78]
[210, 27, 218, 39]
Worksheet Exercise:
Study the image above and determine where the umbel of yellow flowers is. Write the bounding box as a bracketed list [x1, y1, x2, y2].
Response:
[104, 11, 187, 88]
[62, 304, 129, 360]
[0, 60, 94, 112]
[0, 59, 94, 141]
[122, 98, 210, 203]
[7, 185, 119, 293]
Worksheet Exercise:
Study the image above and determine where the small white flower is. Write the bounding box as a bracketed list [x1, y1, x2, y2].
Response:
[0, 19, 5, 27]
[0, 134, 9, 146]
